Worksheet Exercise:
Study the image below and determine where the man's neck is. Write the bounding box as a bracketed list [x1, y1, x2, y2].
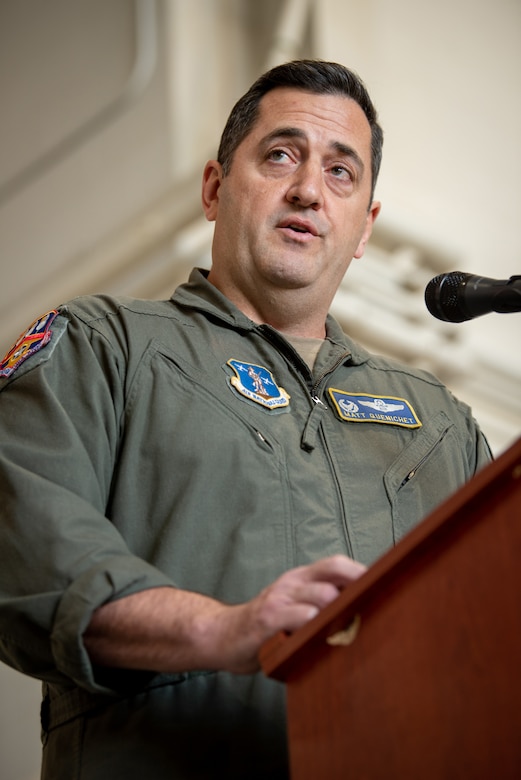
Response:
[207, 272, 329, 338]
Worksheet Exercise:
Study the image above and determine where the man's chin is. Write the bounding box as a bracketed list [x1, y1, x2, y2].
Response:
[263, 261, 322, 291]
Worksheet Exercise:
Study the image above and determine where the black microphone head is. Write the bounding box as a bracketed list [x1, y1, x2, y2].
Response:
[425, 271, 472, 322]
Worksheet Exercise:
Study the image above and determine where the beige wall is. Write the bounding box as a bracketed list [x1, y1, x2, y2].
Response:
[316, 0, 521, 370]
[0, 1, 175, 349]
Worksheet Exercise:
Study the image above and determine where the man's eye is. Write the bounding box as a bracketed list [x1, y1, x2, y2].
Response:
[268, 149, 289, 162]
[331, 165, 351, 178]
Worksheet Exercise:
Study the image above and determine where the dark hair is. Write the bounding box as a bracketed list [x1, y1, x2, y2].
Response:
[217, 59, 383, 201]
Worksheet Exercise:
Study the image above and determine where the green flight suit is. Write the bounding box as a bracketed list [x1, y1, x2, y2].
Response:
[0, 269, 491, 778]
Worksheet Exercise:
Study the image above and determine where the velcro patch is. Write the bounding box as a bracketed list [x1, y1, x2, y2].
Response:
[329, 388, 422, 429]
[0, 310, 59, 378]
[227, 359, 290, 409]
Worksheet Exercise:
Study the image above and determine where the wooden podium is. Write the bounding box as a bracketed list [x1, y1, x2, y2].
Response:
[260, 437, 521, 779]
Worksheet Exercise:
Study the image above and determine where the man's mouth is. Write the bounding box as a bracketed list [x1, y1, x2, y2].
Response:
[278, 219, 319, 237]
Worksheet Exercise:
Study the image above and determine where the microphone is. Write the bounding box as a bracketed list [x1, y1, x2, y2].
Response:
[424, 271, 521, 322]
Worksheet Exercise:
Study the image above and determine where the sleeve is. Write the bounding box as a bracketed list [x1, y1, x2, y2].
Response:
[454, 390, 494, 473]
[0, 306, 176, 694]
[474, 426, 494, 469]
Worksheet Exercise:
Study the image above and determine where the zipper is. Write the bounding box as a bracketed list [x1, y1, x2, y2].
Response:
[257, 324, 351, 405]
[256, 324, 353, 451]
[257, 324, 312, 377]
[398, 428, 450, 489]
[301, 353, 351, 451]
[310, 352, 349, 404]
[256, 324, 354, 556]
[256, 324, 319, 409]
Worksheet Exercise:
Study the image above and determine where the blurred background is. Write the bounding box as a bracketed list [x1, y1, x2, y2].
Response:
[1, 1, 520, 777]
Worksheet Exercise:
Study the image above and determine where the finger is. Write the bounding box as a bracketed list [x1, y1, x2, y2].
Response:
[300, 554, 367, 586]
[270, 602, 321, 633]
[291, 580, 342, 610]
[250, 583, 330, 637]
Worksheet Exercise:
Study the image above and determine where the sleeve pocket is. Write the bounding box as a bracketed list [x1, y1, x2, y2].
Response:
[384, 411, 465, 543]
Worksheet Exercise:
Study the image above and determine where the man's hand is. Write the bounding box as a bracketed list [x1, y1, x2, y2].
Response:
[84, 555, 366, 676]
[211, 554, 366, 673]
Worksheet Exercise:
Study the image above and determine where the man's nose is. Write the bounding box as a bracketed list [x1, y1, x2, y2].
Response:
[285, 162, 324, 209]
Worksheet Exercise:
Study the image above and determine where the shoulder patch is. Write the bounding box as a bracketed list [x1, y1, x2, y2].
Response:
[329, 388, 422, 429]
[227, 359, 290, 410]
[0, 310, 61, 378]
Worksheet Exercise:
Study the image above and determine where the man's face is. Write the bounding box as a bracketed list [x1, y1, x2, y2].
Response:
[203, 87, 380, 323]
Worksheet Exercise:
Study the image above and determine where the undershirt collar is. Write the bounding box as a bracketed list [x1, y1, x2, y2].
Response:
[284, 334, 325, 370]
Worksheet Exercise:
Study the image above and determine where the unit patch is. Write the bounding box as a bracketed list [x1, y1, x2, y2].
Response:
[227, 359, 290, 409]
[0, 310, 60, 378]
[329, 388, 422, 429]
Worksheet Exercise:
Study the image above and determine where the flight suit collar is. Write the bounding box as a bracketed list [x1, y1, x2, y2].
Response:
[171, 267, 371, 370]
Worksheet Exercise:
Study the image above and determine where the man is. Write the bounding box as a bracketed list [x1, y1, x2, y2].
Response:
[0, 60, 491, 779]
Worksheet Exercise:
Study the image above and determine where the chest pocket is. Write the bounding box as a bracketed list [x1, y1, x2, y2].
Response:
[384, 411, 466, 543]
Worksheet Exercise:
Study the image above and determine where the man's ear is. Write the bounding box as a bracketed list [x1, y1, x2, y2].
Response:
[353, 200, 381, 259]
[201, 161, 223, 222]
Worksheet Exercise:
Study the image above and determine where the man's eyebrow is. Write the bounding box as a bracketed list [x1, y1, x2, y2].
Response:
[260, 127, 365, 174]
[259, 127, 306, 148]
